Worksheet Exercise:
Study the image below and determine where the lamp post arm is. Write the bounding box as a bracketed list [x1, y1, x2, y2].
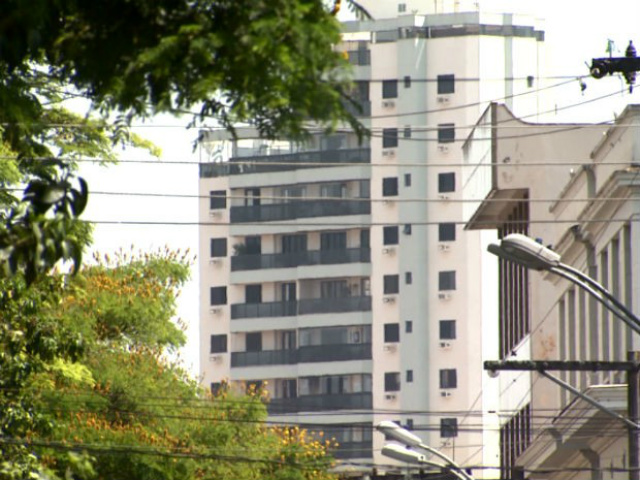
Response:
[558, 262, 640, 329]
[417, 443, 474, 480]
[421, 459, 471, 480]
[549, 266, 640, 336]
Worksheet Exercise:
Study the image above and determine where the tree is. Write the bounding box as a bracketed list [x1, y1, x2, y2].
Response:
[1, 250, 338, 480]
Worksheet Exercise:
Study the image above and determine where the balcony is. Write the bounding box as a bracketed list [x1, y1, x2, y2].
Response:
[231, 296, 371, 319]
[268, 392, 372, 414]
[330, 440, 373, 459]
[230, 198, 370, 223]
[231, 247, 371, 271]
[231, 349, 297, 367]
[199, 147, 370, 178]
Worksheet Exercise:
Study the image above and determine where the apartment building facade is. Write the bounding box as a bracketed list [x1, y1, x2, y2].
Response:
[465, 103, 640, 478]
[198, 5, 545, 475]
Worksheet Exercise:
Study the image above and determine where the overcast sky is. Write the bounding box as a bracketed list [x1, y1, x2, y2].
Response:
[78, 0, 640, 377]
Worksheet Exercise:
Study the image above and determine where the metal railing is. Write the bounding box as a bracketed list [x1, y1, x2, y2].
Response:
[231, 247, 370, 271]
[230, 198, 370, 223]
[230, 296, 371, 319]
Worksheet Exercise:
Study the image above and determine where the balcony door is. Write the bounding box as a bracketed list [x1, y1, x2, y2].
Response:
[281, 282, 297, 302]
[320, 231, 347, 251]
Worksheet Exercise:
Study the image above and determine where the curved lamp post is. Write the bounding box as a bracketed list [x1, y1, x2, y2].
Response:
[377, 421, 474, 480]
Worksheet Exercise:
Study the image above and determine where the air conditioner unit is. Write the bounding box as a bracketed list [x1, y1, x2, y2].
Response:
[440, 391, 452, 398]
[382, 100, 396, 108]
[437, 95, 451, 104]
[385, 393, 397, 400]
[438, 194, 450, 200]
[438, 244, 451, 252]
[438, 145, 450, 153]
[209, 258, 222, 265]
[209, 210, 222, 217]
[439, 341, 452, 349]
[382, 149, 396, 158]
[383, 296, 396, 304]
[383, 344, 398, 352]
[382, 247, 395, 255]
[210, 307, 222, 314]
[209, 354, 223, 363]
[438, 292, 452, 301]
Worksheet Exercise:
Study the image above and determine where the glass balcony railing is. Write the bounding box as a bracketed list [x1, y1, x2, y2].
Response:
[231, 349, 297, 367]
[199, 147, 370, 178]
[230, 343, 372, 367]
[230, 199, 370, 223]
[231, 296, 372, 320]
[231, 247, 370, 271]
[268, 392, 372, 414]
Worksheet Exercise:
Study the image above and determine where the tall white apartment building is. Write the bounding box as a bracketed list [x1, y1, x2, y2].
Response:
[198, 3, 545, 475]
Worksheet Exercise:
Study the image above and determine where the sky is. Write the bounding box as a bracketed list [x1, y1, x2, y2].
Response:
[78, 0, 640, 377]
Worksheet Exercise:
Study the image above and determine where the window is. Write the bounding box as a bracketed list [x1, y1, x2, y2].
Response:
[440, 320, 457, 340]
[406, 370, 413, 383]
[246, 332, 262, 352]
[210, 334, 227, 353]
[321, 231, 347, 250]
[280, 186, 304, 203]
[437, 123, 455, 143]
[245, 236, 262, 254]
[438, 172, 455, 193]
[210, 238, 227, 257]
[321, 280, 349, 299]
[245, 285, 262, 303]
[209, 190, 226, 209]
[320, 183, 347, 198]
[383, 226, 399, 245]
[440, 418, 458, 438]
[405, 321, 413, 333]
[210, 287, 227, 305]
[404, 174, 412, 187]
[439, 223, 456, 241]
[382, 128, 399, 148]
[403, 126, 411, 138]
[403, 75, 411, 88]
[403, 224, 412, 235]
[382, 79, 398, 99]
[406, 418, 414, 430]
[359, 179, 371, 198]
[210, 382, 226, 396]
[440, 369, 457, 389]
[384, 323, 400, 343]
[244, 187, 261, 206]
[437, 74, 455, 94]
[360, 229, 370, 248]
[439, 271, 456, 291]
[382, 177, 399, 196]
[405, 272, 412, 284]
[384, 372, 401, 391]
[282, 234, 307, 253]
[398, 3, 407, 13]
[384, 275, 399, 294]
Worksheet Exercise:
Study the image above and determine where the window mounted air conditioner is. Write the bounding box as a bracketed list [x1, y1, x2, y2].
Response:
[209, 210, 222, 217]
[438, 244, 451, 252]
[209, 354, 223, 363]
[382, 149, 396, 158]
[437, 95, 451, 105]
[382, 247, 396, 255]
[210, 307, 222, 314]
[440, 391, 452, 398]
[209, 258, 222, 265]
[439, 341, 452, 349]
[438, 292, 452, 301]
[438, 145, 450, 153]
[383, 296, 396, 304]
[385, 393, 397, 400]
[383, 344, 398, 352]
[382, 100, 396, 108]
[438, 194, 450, 200]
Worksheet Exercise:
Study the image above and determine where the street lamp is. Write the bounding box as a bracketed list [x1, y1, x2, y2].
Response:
[487, 232, 640, 480]
[376, 421, 474, 480]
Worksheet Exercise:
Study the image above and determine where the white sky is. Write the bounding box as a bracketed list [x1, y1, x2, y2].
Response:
[79, 0, 640, 377]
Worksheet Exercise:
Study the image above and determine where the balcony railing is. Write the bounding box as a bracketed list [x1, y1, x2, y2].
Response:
[330, 440, 373, 459]
[199, 147, 370, 178]
[231, 296, 371, 319]
[230, 198, 370, 223]
[231, 349, 297, 367]
[230, 343, 372, 367]
[268, 392, 372, 414]
[231, 247, 370, 271]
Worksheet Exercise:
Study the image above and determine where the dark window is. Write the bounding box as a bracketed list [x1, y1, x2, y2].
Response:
[209, 190, 226, 209]
[439, 223, 456, 241]
[440, 320, 457, 339]
[406, 370, 413, 383]
[210, 382, 226, 396]
[359, 180, 371, 198]
[440, 418, 458, 438]
[245, 285, 262, 303]
[321, 280, 349, 299]
[403, 224, 412, 235]
[244, 188, 261, 206]
[404, 174, 412, 187]
[282, 234, 307, 253]
[210, 238, 228, 257]
[404, 76, 411, 88]
[382, 128, 399, 148]
[382, 177, 399, 196]
[437, 74, 455, 94]
[382, 80, 398, 99]
[246, 332, 262, 352]
[321, 231, 347, 250]
[405, 272, 412, 284]
[440, 369, 457, 389]
[384, 323, 400, 343]
[405, 321, 413, 333]
[439, 271, 456, 291]
[403, 127, 411, 138]
[210, 287, 227, 305]
[384, 275, 400, 294]
[384, 372, 401, 392]
[438, 172, 455, 193]
[383, 226, 399, 245]
[210, 334, 227, 353]
[360, 229, 370, 248]
[245, 236, 262, 254]
[406, 418, 414, 430]
[437, 123, 455, 143]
